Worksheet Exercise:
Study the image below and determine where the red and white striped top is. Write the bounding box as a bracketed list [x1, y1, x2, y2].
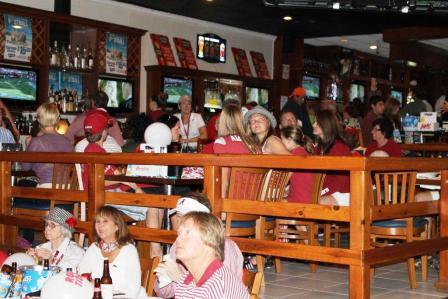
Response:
[175, 260, 249, 299]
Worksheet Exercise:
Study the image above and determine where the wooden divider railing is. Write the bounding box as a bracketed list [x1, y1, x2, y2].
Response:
[0, 152, 448, 298]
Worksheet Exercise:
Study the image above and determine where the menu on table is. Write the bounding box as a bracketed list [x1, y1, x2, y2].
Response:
[231, 47, 252, 77]
[250, 51, 270, 79]
[173, 37, 198, 70]
[150, 33, 177, 67]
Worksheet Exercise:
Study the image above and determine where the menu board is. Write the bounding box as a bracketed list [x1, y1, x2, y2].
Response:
[173, 37, 198, 70]
[231, 47, 252, 77]
[150, 33, 177, 67]
[197, 33, 226, 63]
[250, 51, 270, 79]
[105, 32, 127, 75]
[3, 14, 32, 62]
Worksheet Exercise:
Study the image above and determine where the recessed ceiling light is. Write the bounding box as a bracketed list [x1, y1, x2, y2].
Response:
[401, 6, 409, 13]
[340, 38, 348, 43]
[369, 44, 378, 50]
[12, 25, 22, 29]
[283, 16, 293, 21]
[406, 61, 417, 67]
[205, 0, 214, 2]
[332, 1, 340, 9]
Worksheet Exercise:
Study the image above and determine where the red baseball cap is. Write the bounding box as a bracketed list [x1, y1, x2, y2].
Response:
[290, 87, 307, 97]
[84, 109, 112, 135]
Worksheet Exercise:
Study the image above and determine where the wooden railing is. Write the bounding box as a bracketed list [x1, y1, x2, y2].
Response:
[0, 152, 448, 298]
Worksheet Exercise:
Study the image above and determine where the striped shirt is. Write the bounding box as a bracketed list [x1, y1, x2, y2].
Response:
[0, 127, 15, 150]
[175, 260, 249, 299]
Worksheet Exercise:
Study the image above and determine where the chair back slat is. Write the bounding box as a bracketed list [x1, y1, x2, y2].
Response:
[260, 170, 291, 202]
[228, 167, 267, 201]
[140, 256, 160, 296]
[373, 172, 417, 206]
[310, 172, 325, 204]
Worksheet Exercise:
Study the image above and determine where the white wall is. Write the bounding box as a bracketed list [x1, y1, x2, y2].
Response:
[13, 0, 276, 112]
[3, 0, 54, 11]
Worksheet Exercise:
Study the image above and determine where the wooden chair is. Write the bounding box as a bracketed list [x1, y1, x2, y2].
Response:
[13, 163, 79, 218]
[370, 171, 428, 289]
[242, 270, 263, 299]
[224, 167, 268, 275]
[140, 256, 160, 296]
[274, 172, 324, 273]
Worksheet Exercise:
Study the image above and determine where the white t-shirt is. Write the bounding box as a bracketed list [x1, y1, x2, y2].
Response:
[78, 243, 147, 299]
[38, 237, 84, 271]
[75, 136, 122, 153]
[175, 112, 205, 147]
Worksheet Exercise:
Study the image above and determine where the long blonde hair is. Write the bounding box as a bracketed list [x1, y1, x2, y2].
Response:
[217, 100, 260, 153]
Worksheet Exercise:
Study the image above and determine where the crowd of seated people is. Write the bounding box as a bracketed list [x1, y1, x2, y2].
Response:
[0, 82, 445, 296]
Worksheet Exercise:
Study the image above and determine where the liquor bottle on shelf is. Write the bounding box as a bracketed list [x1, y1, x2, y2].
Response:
[61, 45, 68, 69]
[88, 45, 94, 69]
[74, 45, 81, 69]
[68, 44, 74, 69]
[50, 40, 59, 66]
[81, 48, 87, 70]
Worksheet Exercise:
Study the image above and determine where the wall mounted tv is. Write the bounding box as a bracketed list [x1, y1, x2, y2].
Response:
[301, 75, 320, 99]
[162, 76, 193, 104]
[197, 33, 226, 63]
[98, 77, 134, 112]
[349, 83, 365, 101]
[246, 86, 269, 106]
[0, 65, 38, 106]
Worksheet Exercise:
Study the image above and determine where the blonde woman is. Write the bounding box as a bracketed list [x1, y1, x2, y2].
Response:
[22, 103, 72, 185]
[213, 100, 260, 197]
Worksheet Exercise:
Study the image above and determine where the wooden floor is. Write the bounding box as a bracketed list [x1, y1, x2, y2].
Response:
[262, 260, 446, 298]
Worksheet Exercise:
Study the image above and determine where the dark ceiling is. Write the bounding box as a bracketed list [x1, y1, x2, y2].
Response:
[114, 0, 448, 38]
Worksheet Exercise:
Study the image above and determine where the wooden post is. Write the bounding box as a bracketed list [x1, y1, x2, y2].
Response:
[87, 163, 105, 241]
[0, 161, 13, 246]
[203, 165, 221, 218]
[349, 170, 372, 298]
[436, 169, 448, 291]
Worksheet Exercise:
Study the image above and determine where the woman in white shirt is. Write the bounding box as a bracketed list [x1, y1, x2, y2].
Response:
[78, 206, 147, 298]
[26, 207, 84, 271]
[174, 95, 207, 151]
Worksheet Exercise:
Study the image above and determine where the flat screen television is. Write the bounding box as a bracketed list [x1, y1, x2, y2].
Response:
[98, 77, 133, 112]
[0, 65, 38, 105]
[349, 83, 365, 101]
[246, 86, 269, 106]
[391, 89, 403, 104]
[162, 76, 193, 104]
[302, 75, 320, 99]
[197, 33, 226, 63]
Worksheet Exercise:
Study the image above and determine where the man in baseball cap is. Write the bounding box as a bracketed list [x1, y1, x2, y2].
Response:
[282, 86, 313, 138]
[84, 109, 112, 137]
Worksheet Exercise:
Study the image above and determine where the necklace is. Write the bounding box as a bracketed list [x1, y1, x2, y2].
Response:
[99, 240, 119, 253]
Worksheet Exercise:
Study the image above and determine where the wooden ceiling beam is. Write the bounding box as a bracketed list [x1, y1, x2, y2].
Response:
[383, 26, 448, 42]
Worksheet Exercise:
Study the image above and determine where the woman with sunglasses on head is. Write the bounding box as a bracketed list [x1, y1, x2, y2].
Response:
[244, 105, 290, 155]
[26, 207, 84, 270]
[79, 205, 147, 298]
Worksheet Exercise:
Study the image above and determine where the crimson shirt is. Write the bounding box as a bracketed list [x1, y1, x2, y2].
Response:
[365, 139, 401, 157]
[288, 147, 314, 203]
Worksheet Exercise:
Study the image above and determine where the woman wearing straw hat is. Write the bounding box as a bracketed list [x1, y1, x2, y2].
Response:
[26, 207, 84, 270]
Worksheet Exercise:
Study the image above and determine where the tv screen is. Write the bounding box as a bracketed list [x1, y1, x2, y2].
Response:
[246, 87, 269, 106]
[350, 83, 365, 101]
[391, 90, 403, 104]
[0, 65, 37, 102]
[162, 76, 193, 104]
[98, 77, 133, 112]
[302, 75, 320, 99]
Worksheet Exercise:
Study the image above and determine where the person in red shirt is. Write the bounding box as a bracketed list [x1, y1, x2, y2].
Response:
[148, 92, 168, 122]
[313, 110, 352, 206]
[365, 118, 402, 157]
[213, 100, 260, 198]
[280, 126, 314, 203]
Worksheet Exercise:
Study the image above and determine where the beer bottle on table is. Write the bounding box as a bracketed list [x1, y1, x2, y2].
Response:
[43, 259, 50, 271]
[93, 278, 103, 299]
[100, 258, 113, 299]
[11, 262, 17, 274]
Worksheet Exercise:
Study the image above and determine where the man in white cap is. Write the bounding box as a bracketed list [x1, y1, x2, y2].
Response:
[154, 192, 243, 298]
